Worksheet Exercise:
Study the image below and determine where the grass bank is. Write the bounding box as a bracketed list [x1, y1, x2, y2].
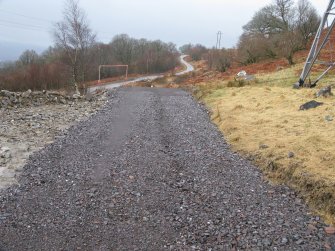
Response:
[196, 64, 335, 224]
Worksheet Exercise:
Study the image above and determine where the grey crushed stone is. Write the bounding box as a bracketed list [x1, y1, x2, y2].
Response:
[0, 87, 334, 250]
[0, 92, 107, 189]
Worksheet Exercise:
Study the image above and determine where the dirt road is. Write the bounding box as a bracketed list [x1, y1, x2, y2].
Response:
[176, 55, 194, 76]
[89, 55, 192, 93]
[0, 87, 333, 250]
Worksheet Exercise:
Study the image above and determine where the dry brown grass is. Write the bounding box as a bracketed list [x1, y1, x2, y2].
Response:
[200, 68, 335, 224]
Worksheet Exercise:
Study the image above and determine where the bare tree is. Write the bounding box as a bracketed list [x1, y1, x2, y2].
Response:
[18, 50, 39, 66]
[296, 0, 320, 48]
[244, 1, 295, 35]
[179, 44, 208, 61]
[273, 0, 295, 30]
[239, 0, 320, 65]
[110, 34, 135, 65]
[273, 30, 300, 64]
[207, 48, 233, 72]
[54, 0, 95, 93]
[237, 33, 275, 65]
[243, 5, 281, 36]
[179, 44, 192, 54]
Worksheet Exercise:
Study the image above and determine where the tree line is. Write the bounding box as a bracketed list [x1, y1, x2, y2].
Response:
[238, 0, 320, 65]
[0, 0, 179, 92]
[0, 0, 320, 92]
[180, 0, 320, 72]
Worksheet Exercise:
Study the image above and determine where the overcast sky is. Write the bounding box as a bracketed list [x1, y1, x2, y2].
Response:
[0, 0, 328, 61]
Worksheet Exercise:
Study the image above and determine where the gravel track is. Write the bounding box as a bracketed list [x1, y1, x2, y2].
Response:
[0, 87, 334, 250]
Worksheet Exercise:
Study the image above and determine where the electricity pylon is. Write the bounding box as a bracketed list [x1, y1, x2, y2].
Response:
[295, 0, 335, 88]
[216, 31, 222, 50]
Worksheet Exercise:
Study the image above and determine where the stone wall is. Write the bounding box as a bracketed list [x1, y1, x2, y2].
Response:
[0, 89, 104, 109]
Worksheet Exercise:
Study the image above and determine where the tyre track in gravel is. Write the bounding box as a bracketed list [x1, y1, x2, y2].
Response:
[0, 87, 334, 250]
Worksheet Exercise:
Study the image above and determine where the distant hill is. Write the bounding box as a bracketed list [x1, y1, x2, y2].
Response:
[0, 41, 46, 62]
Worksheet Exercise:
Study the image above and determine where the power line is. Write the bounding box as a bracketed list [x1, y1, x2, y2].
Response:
[0, 9, 55, 23]
[0, 23, 49, 33]
[0, 19, 49, 30]
[0, 8, 115, 42]
[0, 8, 115, 37]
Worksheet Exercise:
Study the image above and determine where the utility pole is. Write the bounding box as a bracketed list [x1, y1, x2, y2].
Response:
[295, 0, 335, 88]
[216, 31, 222, 50]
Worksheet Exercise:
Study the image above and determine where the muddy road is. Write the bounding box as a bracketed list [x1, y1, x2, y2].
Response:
[0, 87, 333, 250]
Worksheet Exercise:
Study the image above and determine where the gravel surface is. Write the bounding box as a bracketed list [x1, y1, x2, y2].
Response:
[0, 92, 107, 189]
[0, 87, 334, 250]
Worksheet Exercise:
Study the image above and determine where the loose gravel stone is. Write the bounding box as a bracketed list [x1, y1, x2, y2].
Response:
[325, 226, 335, 235]
[0, 90, 107, 189]
[0, 87, 334, 250]
[288, 151, 295, 158]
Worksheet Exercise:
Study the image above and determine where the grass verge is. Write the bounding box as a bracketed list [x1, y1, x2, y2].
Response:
[197, 65, 335, 224]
